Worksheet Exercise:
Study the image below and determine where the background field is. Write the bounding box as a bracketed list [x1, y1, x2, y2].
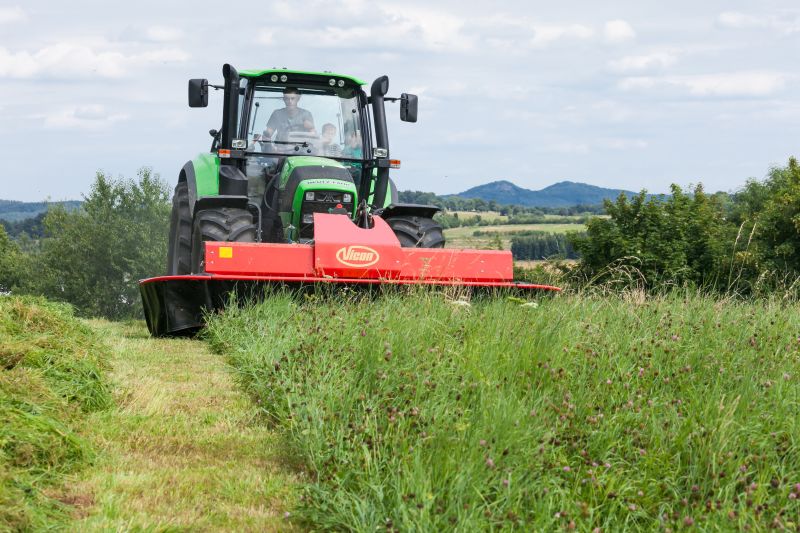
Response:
[444, 223, 586, 250]
[448, 210, 509, 223]
[206, 291, 800, 531]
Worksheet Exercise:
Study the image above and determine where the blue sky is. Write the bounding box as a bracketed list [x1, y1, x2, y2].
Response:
[2, 0, 799, 200]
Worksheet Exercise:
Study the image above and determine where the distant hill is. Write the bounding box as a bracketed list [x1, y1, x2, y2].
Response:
[0, 200, 82, 222]
[449, 180, 647, 208]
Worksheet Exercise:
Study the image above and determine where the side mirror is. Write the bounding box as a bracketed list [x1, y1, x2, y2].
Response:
[188, 79, 208, 108]
[400, 93, 418, 123]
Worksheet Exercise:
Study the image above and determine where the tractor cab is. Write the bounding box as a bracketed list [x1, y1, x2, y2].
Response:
[235, 72, 370, 226]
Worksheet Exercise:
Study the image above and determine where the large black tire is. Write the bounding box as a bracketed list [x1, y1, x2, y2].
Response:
[385, 215, 445, 248]
[166, 181, 191, 275]
[191, 208, 257, 273]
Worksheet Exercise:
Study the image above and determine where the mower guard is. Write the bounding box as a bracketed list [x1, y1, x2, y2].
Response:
[140, 214, 560, 336]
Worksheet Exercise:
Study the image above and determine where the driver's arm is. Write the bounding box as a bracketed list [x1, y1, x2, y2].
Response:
[263, 110, 280, 139]
[302, 110, 316, 134]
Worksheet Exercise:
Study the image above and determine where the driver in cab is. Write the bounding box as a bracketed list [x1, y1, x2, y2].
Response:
[256, 88, 315, 144]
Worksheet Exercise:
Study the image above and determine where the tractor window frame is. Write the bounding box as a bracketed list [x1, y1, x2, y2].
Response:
[239, 81, 371, 163]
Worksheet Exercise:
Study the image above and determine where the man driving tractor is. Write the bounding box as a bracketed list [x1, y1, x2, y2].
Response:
[258, 87, 315, 143]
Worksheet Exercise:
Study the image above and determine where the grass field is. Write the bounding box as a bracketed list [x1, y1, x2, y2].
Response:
[445, 223, 586, 249]
[67, 320, 296, 531]
[206, 290, 800, 531]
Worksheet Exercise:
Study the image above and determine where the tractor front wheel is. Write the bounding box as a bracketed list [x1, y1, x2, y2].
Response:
[385, 215, 445, 248]
[166, 180, 192, 275]
[190, 208, 257, 273]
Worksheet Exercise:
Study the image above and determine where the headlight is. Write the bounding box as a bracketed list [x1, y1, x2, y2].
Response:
[302, 213, 314, 224]
[305, 191, 315, 201]
[343, 194, 352, 203]
[270, 74, 278, 82]
[280, 74, 288, 82]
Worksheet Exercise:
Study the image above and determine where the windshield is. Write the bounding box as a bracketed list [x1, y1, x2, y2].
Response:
[244, 84, 364, 160]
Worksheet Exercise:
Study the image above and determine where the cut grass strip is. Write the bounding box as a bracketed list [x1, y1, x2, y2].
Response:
[0, 295, 111, 531]
[66, 320, 296, 531]
[206, 291, 800, 531]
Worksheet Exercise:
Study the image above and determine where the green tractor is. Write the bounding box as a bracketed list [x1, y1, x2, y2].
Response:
[167, 64, 444, 275]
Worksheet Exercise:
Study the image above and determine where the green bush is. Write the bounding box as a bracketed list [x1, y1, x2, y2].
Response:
[570, 185, 735, 290]
[731, 157, 800, 288]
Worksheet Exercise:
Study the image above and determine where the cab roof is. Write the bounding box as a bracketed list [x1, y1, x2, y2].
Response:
[238, 68, 366, 86]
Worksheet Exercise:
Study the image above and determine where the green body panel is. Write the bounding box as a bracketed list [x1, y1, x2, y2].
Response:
[193, 153, 220, 198]
[284, 179, 358, 230]
[238, 69, 365, 86]
[275, 156, 359, 234]
[382, 178, 393, 208]
[365, 168, 393, 208]
[278, 156, 345, 189]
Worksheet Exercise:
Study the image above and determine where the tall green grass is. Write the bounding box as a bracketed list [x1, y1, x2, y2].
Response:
[206, 291, 800, 531]
[0, 296, 111, 530]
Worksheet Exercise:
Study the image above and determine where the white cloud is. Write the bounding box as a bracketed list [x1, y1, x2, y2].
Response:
[609, 51, 678, 72]
[619, 71, 789, 97]
[136, 48, 190, 63]
[40, 104, 129, 130]
[260, 3, 472, 52]
[0, 42, 189, 79]
[144, 26, 184, 42]
[442, 129, 490, 145]
[265, 6, 472, 52]
[383, 6, 472, 50]
[718, 11, 766, 29]
[718, 11, 800, 34]
[0, 6, 25, 24]
[603, 20, 636, 43]
[546, 141, 590, 154]
[530, 24, 594, 48]
[599, 138, 648, 150]
[256, 30, 274, 45]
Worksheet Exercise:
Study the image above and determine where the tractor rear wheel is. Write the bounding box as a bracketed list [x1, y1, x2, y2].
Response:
[385, 215, 445, 248]
[190, 208, 257, 273]
[166, 180, 192, 275]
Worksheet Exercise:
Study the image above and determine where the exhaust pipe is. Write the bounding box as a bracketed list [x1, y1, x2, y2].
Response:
[370, 76, 390, 209]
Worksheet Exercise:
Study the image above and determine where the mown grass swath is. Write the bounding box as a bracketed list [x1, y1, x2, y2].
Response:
[0, 296, 111, 530]
[206, 291, 800, 530]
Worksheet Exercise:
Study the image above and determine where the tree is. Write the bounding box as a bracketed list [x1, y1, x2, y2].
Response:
[0, 225, 24, 293]
[735, 157, 800, 278]
[32, 168, 170, 319]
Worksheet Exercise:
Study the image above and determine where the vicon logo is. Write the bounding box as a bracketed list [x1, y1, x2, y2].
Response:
[336, 246, 380, 267]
